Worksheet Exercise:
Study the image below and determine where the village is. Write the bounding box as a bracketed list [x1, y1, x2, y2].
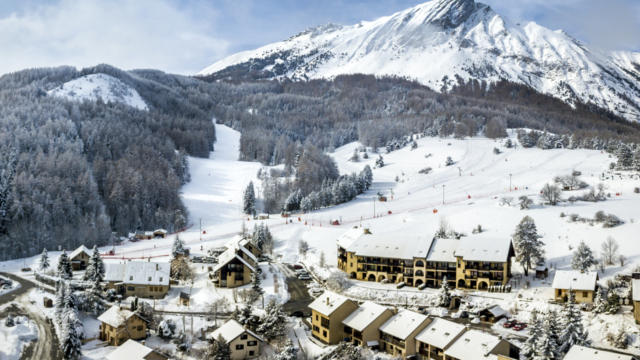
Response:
[1, 125, 640, 360]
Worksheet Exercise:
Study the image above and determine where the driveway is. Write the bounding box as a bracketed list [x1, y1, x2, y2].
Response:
[278, 264, 314, 316]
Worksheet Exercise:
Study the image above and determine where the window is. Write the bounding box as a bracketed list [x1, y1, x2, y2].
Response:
[248, 340, 257, 346]
[236, 344, 244, 350]
[322, 330, 327, 337]
[415, 260, 424, 267]
[137, 326, 143, 331]
[159, 277, 163, 282]
[583, 291, 588, 298]
[240, 334, 248, 340]
[129, 276, 133, 281]
[148, 276, 152, 281]
[315, 314, 319, 321]
[127, 286, 134, 291]
[249, 351, 255, 356]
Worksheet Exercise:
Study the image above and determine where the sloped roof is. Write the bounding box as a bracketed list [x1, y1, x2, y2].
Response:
[103, 261, 170, 286]
[563, 345, 634, 360]
[98, 305, 138, 328]
[552, 270, 598, 291]
[69, 245, 91, 260]
[416, 317, 466, 350]
[379, 309, 429, 340]
[342, 301, 390, 332]
[343, 231, 434, 259]
[309, 292, 354, 317]
[445, 329, 502, 359]
[209, 319, 263, 343]
[633, 279, 640, 302]
[426, 238, 459, 262]
[337, 227, 366, 250]
[106, 339, 154, 360]
[454, 235, 513, 262]
[213, 246, 256, 274]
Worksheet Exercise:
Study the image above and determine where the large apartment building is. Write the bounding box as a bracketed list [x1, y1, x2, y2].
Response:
[337, 227, 515, 290]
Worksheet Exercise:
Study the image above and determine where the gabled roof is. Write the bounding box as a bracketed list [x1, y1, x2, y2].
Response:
[342, 301, 390, 332]
[379, 309, 429, 340]
[552, 270, 598, 291]
[98, 305, 139, 328]
[209, 319, 264, 343]
[337, 227, 366, 250]
[106, 339, 155, 360]
[309, 292, 354, 317]
[426, 238, 459, 262]
[213, 247, 256, 274]
[481, 305, 507, 318]
[563, 345, 635, 360]
[103, 261, 170, 286]
[69, 245, 92, 260]
[444, 329, 502, 359]
[153, 229, 168, 234]
[633, 279, 640, 302]
[416, 317, 466, 350]
[454, 235, 513, 262]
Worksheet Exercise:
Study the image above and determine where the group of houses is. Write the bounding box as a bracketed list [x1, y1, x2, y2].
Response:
[309, 291, 519, 359]
[132, 229, 169, 240]
[337, 227, 515, 291]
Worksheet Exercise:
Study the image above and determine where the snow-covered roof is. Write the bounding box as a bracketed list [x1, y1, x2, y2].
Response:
[98, 305, 138, 328]
[416, 317, 466, 350]
[379, 309, 429, 340]
[103, 261, 170, 286]
[563, 345, 634, 360]
[481, 305, 507, 318]
[69, 245, 91, 260]
[212, 244, 257, 274]
[551, 270, 598, 291]
[426, 238, 459, 262]
[309, 292, 354, 317]
[455, 235, 513, 262]
[633, 279, 640, 302]
[342, 231, 434, 260]
[106, 339, 154, 360]
[444, 329, 502, 359]
[209, 319, 263, 343]
[337, 227, 366, 250]
[342, 301, 390, 332]
[153, 229, 168, 234]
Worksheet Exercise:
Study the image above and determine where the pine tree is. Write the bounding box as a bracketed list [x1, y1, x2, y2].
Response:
[0, 150, 16, 236]
[39, 248, 50, 272]
[350, 149, 360, 162]
[243, 181, 256, 216]
[238, 304, 257, 330]
[55, 281, 68, 322]
[360, 165, 373, 190]
[616, 144, 634, 169]
[521, 309, 542, 359]
[172, 235, 186, 258]
[512, 216, 545, 276]
[437, 276, 451, 307]
[535, 312, 559, 360]
[59, 310, 82, 360]
[375, 155, 384, 168]
[208, 334, 231, 360]
[613, 325, 629, 349]
[57, 250, 73, 280]
[84, 245, 104, 282]
[251, 271, 264, 301]
[559, 292, 589, 354]
[571, 241, 597, 272]
[300, 196, 312, 213]
[257, 299, 286, 340]
[275, 339, 298, 360]
[593, 288, 607, 314]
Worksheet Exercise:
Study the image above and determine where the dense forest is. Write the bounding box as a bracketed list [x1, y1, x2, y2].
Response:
[0, 65, 217, 260]
[2, 64, 640, 260]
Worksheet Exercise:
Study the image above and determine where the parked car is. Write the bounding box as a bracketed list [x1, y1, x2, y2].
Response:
[292, 264, 303, 270]
[191, 255, 204, 263]
[502, 319, 517, 328]
[298, 274, 312, 280]
[295, 269, 308, 275]
[513, 323, 527, 331]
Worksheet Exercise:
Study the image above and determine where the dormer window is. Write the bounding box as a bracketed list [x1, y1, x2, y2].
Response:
[159, 277, 163, 282]
[129, 276, 133, 281]
[148, 276, 152, 281]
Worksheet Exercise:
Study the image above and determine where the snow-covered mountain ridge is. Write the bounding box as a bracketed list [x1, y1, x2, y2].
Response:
[48, 73, 148, 111]
[200, 0, 640, 122]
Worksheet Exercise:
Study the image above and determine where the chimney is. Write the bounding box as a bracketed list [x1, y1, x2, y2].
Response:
[326, 296, 330, 305]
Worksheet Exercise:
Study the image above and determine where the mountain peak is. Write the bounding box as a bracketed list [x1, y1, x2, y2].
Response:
[414, 0, 477, 28]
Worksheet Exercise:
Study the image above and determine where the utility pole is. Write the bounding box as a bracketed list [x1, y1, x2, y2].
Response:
[442, 184, 446, 204]
[509, 173, 513, 191]
[373, 197, 376, 218]
[199, 218, 202, 242]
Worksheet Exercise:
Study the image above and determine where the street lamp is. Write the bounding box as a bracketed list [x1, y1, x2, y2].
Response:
[442, 184, 446, 204]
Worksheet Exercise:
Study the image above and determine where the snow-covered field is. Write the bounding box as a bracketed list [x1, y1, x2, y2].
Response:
[2, 123, 640, 356]
[0, 315, 38, 360]
[48, 73, 148, 111]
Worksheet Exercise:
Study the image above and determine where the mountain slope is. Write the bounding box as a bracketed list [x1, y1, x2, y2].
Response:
[199, 0, 640, 122]
[48, 73, 148, 110]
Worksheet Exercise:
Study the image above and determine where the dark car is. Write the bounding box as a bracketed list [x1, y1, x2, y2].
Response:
[513, 323, 527, 331]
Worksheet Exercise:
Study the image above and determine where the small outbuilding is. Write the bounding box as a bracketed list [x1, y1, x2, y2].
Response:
[551, 270, 598, 304]
[179, 292, 190, 307]
[535, 265, 548, 279]
[153, 229, 168, 238]
[478, 305, 507, 323]
[69, 245, 92, 270]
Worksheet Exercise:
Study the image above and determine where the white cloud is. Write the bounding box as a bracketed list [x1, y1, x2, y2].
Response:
[0, 0, 229, 75]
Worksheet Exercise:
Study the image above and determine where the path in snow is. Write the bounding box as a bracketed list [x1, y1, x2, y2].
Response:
[180, 122, 261, 228]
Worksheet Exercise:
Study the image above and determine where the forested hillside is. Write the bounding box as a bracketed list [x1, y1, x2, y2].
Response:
[0, 65, 217, 260]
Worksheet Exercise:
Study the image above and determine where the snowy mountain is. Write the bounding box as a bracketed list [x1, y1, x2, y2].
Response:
[199, 0, 640, 122]
[48, 73, 148, 110]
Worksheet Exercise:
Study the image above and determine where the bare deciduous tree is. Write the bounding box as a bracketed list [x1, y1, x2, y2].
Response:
[601, 236, 619, 266]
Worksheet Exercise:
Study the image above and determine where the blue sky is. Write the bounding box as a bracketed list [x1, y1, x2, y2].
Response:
[0, 0, 638, 75]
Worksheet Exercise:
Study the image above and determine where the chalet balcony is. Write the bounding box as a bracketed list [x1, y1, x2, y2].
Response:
[381, 334, 405, 349]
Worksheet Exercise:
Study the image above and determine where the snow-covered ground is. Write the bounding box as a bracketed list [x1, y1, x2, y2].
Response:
[2, 124, 640, 356]
[0, 315, 38, 360]
[0, 275, 20, 296]
[48, 73, 148, 110]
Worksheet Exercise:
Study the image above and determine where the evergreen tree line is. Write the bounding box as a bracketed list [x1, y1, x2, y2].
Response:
[0, 65, 217, 260]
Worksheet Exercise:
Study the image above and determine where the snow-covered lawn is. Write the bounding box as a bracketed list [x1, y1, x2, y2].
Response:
[0, 275, 20, 296]
[0, 315, 38, 360]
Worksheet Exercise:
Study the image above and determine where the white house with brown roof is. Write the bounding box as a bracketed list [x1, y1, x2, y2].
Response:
[379, 309, 431, 359]
[552, 270, 599, 303]
[209, 319, 263, 359]
[341, 301, 393, 348]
